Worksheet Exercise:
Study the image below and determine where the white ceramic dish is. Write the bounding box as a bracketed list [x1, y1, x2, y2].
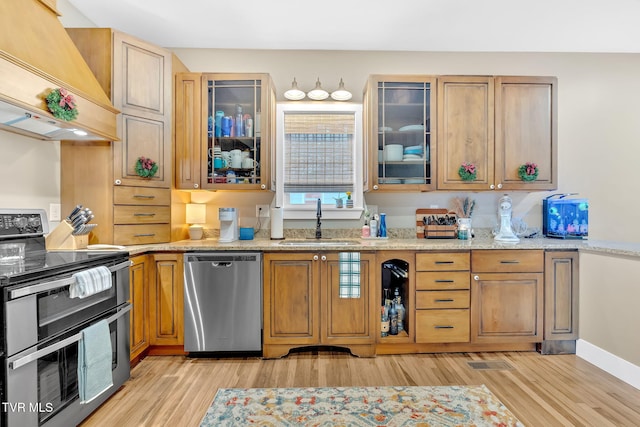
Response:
[399, 124, 424, 132]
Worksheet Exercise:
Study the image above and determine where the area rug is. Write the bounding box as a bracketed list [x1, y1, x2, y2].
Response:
[200, 385, 525, 426]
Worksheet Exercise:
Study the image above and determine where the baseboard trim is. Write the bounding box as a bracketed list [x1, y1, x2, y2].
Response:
[576, 339, 640, 390]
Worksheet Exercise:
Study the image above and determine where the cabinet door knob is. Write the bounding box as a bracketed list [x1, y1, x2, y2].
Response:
[194, 184, 199, 188]
[474, 275, 480, 281]
[489, 184, 495, 190]
[313, 255, 319, 261]
[497, 183, 503, 189]
[261, 184, 266, 189]
[321, 255, 327, 261]
[373, 185, 379, 190]
[114, 179, 122, 185]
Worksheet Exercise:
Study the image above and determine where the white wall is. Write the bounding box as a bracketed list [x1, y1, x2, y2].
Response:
[174, 49, 640, 242]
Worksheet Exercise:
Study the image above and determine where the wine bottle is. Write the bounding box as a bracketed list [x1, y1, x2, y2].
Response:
[388, 301, 398, 335]
[396, 296, 405, 332]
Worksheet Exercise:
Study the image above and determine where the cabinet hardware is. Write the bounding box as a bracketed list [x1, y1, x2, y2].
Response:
[133, 213, 156, 216]
[313, 255, 319, 261]
[434, 325, 454, 329]
[133, 194, 155, 199]
[321, 255, 327, 261]
[435, 261, 454, 264]
[500, 260, 520, 264]
[434, 279, 454, 283]
[435, 299, 454, 303]
[134, 233, 155, 237]
[474, 275, 480, 280]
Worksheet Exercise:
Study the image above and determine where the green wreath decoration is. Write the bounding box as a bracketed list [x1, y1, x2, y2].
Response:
[45, 88, 78, 121]
[135, 156, 159, 178]
[458, 162, 477, 181]
[518, 162, 539, 182]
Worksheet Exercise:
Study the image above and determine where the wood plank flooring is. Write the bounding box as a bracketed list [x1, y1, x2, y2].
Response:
[81, 349, 640, 426]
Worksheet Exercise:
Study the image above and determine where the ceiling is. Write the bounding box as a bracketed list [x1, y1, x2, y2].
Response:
[67, 0, 640, 53]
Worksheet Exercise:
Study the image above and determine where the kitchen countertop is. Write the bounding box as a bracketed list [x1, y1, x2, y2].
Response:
[123, 236, 640, 259]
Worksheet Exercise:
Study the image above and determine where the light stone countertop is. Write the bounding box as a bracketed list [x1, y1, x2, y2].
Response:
[123, 236, 640, 259]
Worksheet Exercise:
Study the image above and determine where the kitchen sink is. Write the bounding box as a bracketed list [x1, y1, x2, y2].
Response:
[278, 239, 360, 247]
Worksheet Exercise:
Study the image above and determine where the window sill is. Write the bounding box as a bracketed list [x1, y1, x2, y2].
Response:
[283, 207, 364, 220]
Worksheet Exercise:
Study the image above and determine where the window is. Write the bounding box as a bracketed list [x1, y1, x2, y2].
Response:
[276, 103, 363, 219]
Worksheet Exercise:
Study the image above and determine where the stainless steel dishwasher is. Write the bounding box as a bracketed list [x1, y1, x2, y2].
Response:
[183, 252, 262, 353]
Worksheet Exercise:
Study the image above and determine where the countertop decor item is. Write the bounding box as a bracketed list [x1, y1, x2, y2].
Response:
[452, 196, 476, 218]
[458, 162, 477, 181]
[135, 156, 158, 178]
[45, 87, 78, 121]
[518, 162, 539, 181]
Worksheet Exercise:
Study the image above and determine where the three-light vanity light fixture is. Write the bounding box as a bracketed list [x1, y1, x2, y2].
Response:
[284, 77, 352, 101]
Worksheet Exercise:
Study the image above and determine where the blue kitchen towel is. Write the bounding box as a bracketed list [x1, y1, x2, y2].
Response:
[70, 266, 112, 298]
[77, 319, 113, 404]
[339, 252, 360, 298]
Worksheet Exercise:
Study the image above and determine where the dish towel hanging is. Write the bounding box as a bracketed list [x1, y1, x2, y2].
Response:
[77, 319, 113, 404]
[339, 252, 360, 298]
[70, 266, 112, 298]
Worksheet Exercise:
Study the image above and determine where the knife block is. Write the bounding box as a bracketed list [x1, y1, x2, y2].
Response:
[45, 221, 89, 250]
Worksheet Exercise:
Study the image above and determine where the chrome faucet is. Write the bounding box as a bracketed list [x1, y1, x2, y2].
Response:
[315, 198, 322, 239]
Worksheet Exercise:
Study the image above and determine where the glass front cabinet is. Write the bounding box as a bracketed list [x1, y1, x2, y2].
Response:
[174, 73, 275, 190]
[364, 76, 437, 191]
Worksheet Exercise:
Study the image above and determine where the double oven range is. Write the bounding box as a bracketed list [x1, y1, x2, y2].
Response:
[0, 209, 131, 427]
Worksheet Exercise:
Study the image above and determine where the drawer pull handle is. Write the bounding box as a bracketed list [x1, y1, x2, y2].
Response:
[133, 213, 156, 217]
[435, 261, 454, 264]
[434, 325, 454, 329]
[133, 194, 156, 199]
[134, 233, 156, 237]
[435, 299, 454, 303]
[434, 280, 454, 283]
[500, 260, 520, 264]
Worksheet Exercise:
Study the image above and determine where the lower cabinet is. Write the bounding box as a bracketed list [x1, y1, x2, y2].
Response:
[129, 255, 149, 361]
[149, 253, 184, 348]
[471, 250, 544, 343]
[415, 252, 471, 343]
[541, 250, 579, 354]
[263, 252, 376, 358]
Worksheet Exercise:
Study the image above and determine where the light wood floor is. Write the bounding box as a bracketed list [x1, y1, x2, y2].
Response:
[81, 349, 640, 426]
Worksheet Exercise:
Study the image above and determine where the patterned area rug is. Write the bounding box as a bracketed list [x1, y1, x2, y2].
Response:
[200, 385, 525, 426]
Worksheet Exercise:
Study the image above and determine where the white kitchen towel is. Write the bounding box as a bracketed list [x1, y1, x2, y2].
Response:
[70, 266, 112, 298]
[338, 252, 360, 298]
[77, 319, 113, 404]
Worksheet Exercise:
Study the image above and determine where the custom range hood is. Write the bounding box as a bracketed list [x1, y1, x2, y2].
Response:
[0, 0, 118, 141]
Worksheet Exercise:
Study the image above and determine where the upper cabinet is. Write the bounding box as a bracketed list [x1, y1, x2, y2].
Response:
[175, 73, 275, 190]
[364, 75, 557, 192]
[437, 75, 557, 191]
[364, 76, 437, 192]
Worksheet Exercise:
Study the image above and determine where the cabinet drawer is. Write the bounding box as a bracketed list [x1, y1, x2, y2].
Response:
[472, 250, 543, 273]
[416, 271, 470, 290]
[114, 224, 170, 245]
[416, 309, 469, 343]
[416, 290, 470, 309]
[114, 186, 171, 206]
[416, 252, 470, 271]
[114, 205, 170, 224]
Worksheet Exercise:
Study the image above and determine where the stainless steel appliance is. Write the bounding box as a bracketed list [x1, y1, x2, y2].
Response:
[0, 209, 131, 427]
[184, 252, 262, 353]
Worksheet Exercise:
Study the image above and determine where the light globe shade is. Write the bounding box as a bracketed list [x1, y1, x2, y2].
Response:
[307, 78, 329, 100]
[284, 78, 306, 100]
[330, 78, 352, 101]
[186, 203, 206, 240]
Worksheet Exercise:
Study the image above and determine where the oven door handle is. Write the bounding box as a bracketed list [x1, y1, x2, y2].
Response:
[9, 260, 132, 299]
[9, 303, 132, 370]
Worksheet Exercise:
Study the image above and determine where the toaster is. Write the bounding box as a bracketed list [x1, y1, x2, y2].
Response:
[543, 194, 588, 239]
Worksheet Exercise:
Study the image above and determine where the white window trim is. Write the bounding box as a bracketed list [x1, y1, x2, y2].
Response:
[275, 102, 364, 220]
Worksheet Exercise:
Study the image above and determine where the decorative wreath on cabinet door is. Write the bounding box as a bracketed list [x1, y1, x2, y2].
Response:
[135, 156, 159, 178]
[458, 162, 477, 181]
[518, 162, 539, 182]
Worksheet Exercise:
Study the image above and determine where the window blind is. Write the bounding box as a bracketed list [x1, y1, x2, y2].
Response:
[284, 113, 355, 193]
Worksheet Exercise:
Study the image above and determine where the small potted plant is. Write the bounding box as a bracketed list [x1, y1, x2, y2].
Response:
[518, 162, 539, 182]
[458, 162, 477, 181]
[346, 192, 354, 208]
[334, 196, 344, 208]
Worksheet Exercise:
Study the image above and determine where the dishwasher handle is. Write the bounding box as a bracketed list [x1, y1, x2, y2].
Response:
[212, 262, 233, 268]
